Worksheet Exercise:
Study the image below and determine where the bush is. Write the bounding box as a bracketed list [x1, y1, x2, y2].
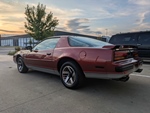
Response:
[15, 46, 21, 51]
[8, 51, 17, 55]
[8, 46, 21, 55]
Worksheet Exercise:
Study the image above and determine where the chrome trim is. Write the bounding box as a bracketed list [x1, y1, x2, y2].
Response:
[17, 58, 23, 72]
[84, 72, 127, 79]
[26, 62, 142, 80]
[62, 65, 76, 86]
[27, 65, 60, 76]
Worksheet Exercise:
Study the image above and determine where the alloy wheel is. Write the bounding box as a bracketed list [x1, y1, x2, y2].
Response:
[17, 58, 23, 72]
[62, 66, 76, 86]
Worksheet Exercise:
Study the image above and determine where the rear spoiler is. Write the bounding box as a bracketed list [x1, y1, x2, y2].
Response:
[103, 45, 138, 50]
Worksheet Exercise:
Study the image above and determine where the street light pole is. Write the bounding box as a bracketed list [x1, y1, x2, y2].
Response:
[105, 29, 108, 36]
[0, 34, 1, 46]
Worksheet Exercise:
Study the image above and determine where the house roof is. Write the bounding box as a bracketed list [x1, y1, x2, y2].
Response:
[1, 31, 97, 40]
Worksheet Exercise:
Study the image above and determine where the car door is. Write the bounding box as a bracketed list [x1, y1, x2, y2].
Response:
[24, 38, 59, 71]
[137, 33, 150, 58]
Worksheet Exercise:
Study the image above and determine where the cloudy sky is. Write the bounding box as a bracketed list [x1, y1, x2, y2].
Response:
[0, 0, 150, 36]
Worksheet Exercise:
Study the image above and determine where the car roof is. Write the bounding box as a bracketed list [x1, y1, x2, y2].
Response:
[113, 31, 150, 36]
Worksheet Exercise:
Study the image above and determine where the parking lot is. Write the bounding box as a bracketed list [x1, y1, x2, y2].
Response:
[0, 47, 150, 113]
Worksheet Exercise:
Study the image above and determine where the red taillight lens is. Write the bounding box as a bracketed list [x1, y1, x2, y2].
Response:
[133, 52, 138, 57]
[114, 51, 127, 61]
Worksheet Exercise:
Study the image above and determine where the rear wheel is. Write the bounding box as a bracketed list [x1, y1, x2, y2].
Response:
[60, 61, 84, 89]
[17, 57, 28, 73]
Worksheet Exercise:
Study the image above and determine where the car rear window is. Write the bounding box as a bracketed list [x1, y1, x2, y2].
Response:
[68, 36, 112, 48]
[109, 34, 136, 45]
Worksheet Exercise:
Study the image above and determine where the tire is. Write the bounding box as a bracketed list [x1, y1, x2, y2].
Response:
[60, 61, 85, 89]
[17, 57, 28, 73]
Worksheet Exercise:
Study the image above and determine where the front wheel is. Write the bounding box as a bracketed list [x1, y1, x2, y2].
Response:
[60, 61, 85, 89]
[17, 57, 28, 73]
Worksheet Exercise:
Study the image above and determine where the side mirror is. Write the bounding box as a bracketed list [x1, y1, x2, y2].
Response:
[25, 46, 32, 52]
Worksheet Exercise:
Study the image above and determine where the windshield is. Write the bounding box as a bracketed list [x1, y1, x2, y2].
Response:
[68, 36, 112, 48]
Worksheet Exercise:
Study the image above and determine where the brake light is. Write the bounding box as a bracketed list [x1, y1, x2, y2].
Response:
[133, 52, 138, 57]
[114, 51, 127, 61]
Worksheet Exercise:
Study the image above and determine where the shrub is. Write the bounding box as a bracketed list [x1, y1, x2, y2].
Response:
[8, 46, 21, 55]
[8, 51, 17, 55]
[15, 46, 21, 51]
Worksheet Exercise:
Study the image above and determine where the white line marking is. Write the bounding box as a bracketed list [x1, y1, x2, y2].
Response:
[130, 74, 150, 78]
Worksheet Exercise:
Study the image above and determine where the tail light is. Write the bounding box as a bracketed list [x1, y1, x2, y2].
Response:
[114, 51, 128, 61]
[133, 52, 138, 57]
[114, 50, 138, 61]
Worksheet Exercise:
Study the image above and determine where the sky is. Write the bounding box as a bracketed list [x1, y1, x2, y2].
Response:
[0, 0, 150, 37]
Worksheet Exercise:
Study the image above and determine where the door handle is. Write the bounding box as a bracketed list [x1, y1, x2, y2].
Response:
[47, 53, 51, 55]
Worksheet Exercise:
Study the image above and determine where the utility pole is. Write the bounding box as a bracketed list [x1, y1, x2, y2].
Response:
[0, 34, 1, 46]
[105, 29, 108, 36]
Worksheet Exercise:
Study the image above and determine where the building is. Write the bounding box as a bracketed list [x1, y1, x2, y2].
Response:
[0, 31, 97, 47]
[101, 36, 111, 42]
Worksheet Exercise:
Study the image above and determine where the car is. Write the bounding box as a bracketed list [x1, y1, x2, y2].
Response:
[13, 36, 143, 89]
[109, 31, 150, 60]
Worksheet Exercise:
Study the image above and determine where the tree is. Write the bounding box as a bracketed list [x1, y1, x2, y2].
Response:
[25, 3, 59, 41]
[28, 38, 33, 46]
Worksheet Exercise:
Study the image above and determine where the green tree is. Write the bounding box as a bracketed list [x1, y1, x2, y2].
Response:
[25, 3, 59, 41]
[28, 38, 32, 46]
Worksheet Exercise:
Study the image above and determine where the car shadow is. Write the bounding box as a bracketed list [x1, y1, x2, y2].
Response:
[143, 60, 150, 65]
[25, 70, 147, 96]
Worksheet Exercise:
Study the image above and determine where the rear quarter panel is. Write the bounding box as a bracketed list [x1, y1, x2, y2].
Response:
[53, 47, 113, 74]
[53, 36, 114, 74]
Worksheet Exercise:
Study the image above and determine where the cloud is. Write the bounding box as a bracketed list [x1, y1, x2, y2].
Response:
[0, 1, 26, 34]
[1, 17, 24, 22]
[130, 11, 150, 31]
[79, 28, 102, 36]
[0, 29, 23, 33]
[0, 1, 25, 16]
[128, 0, 150, 5]
[136, 11, 149, 25]
[62, 18, 102, 36]
[64, 18, 89, 32]
[0, 0, 85, 34]
[143, 12, 150, 23]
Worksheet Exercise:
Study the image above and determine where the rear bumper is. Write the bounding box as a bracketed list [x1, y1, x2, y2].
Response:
[84, 58, 143, 79]
[115, 59, 143, 72]
[115, 64, 133, 72]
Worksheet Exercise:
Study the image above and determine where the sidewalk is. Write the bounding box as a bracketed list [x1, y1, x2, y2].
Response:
[0, 47, 15, 55]
[0, 55, 13, 62]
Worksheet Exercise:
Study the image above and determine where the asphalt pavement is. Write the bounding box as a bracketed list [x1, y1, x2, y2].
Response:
[0, 48, 150, 113]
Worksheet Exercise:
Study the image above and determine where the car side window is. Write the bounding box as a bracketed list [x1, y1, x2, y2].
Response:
[138, 33, 150, 45]
[33, 38, 59, 51]
[69, 37, 90, 47]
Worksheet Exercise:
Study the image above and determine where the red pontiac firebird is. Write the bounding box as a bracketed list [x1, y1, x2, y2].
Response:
[13, 36, 143, 89]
